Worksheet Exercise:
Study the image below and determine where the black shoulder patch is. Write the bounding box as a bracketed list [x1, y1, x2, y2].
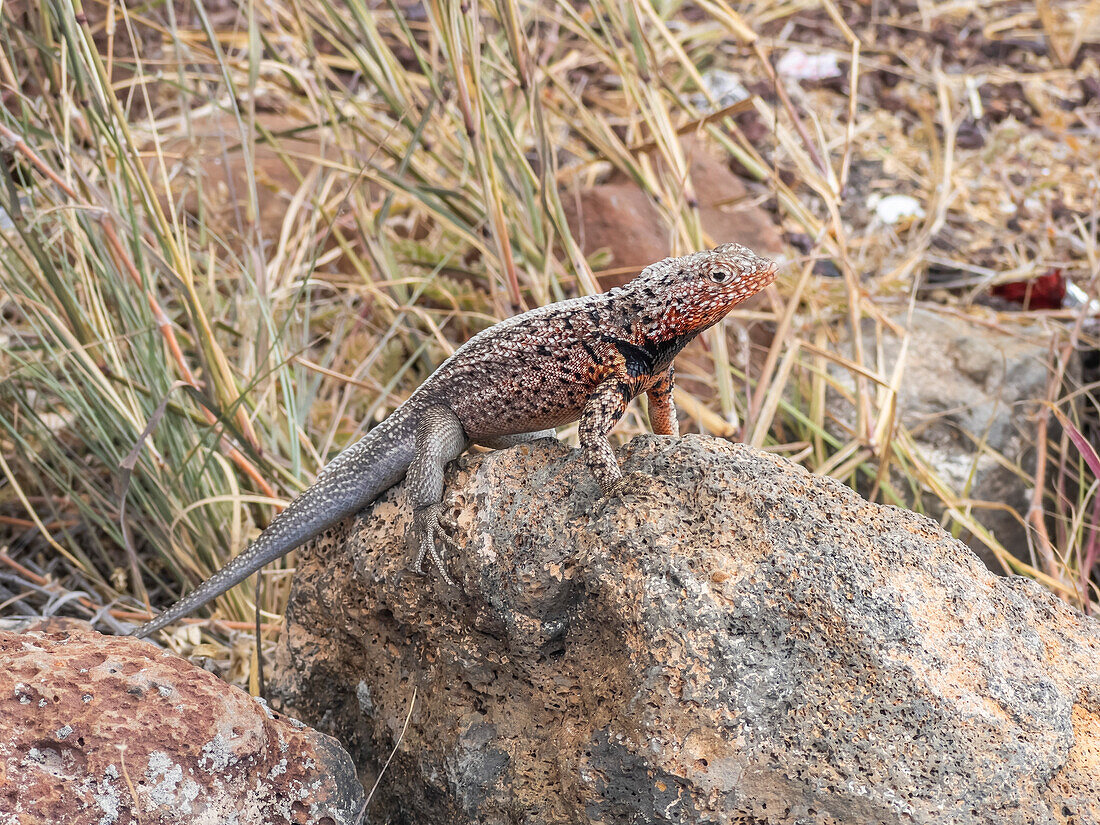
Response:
[606, 337, 655, 378]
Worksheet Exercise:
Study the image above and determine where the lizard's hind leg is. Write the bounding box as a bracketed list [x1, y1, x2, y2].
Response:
[406, 404, 469, 585]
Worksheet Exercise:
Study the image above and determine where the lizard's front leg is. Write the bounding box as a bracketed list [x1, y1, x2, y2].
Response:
[646, 367, 678, 436]
[406, 404, 468, 585]
[580, 379, 631, 496]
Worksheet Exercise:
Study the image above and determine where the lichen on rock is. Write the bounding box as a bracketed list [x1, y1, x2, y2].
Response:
[0, 625, 362, 825]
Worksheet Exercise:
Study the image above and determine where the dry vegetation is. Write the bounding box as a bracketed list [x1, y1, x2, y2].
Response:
[1, 0, 1098, 682]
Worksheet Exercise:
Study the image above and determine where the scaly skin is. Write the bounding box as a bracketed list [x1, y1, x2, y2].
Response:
[133, 243, 777, 638]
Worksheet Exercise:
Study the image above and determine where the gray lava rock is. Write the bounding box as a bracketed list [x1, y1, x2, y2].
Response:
[831, 307, 1067, 569]
[271, 435, 1100, 825]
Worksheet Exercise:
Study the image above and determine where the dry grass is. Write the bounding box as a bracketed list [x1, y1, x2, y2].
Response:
[1, 0, 1098, 683]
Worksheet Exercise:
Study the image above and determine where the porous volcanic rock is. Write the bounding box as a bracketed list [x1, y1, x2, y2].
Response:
[1, 625, 362, 825]
[271, 435, 1100, 825]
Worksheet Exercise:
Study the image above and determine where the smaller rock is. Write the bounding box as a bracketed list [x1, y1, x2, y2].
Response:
[0, 624, 363, 825]
[690, 69, 750, 111]
[563, 137, 782, 284]
[831, 307, 1062, 567]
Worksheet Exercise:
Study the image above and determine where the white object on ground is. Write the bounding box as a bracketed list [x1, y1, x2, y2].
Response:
[776, 49, 842, 82]
[691, 69, 750, 112]
[868, 193, 926, 224]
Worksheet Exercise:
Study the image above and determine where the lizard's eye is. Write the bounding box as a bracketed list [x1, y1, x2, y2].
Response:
[709, 268, 731, 284]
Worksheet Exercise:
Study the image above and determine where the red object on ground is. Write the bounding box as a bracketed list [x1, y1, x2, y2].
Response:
[991, 268, 1066, 310]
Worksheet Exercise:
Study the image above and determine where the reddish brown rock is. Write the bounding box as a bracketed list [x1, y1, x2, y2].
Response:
[0, 625, 362, 825]
[149, 113, 332, 237]
[563, 138, 783, 285]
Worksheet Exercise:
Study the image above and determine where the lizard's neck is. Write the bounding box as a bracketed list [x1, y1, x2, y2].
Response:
[601, 283, 699, 375]
[638, 332, 697, 373]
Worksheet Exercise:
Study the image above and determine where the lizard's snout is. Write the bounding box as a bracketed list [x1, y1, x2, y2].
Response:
[757, 256, 779, 283]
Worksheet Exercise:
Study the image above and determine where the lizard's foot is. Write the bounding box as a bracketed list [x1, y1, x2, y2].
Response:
[604, 470, 652, 500]
[410, 503, 459, 586]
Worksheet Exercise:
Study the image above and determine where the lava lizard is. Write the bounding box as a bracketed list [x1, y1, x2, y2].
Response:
[133, 243, 777, 637]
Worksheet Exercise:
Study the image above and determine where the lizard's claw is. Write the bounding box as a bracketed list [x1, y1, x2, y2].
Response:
[604, 470, 652, 500]
[410, 503, 459, 586]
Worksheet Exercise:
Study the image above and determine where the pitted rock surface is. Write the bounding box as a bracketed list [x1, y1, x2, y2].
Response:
[271, 435, 1100, 825]
[1, 625, 362, 825]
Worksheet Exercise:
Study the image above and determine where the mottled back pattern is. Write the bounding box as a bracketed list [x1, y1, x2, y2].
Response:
[419, 242, 778, 439]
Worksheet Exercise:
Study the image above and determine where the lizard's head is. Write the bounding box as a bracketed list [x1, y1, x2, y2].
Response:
[630, 243, 778, 339]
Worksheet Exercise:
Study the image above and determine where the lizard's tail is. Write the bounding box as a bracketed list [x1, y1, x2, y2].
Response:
[132, 418, 416, 638]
